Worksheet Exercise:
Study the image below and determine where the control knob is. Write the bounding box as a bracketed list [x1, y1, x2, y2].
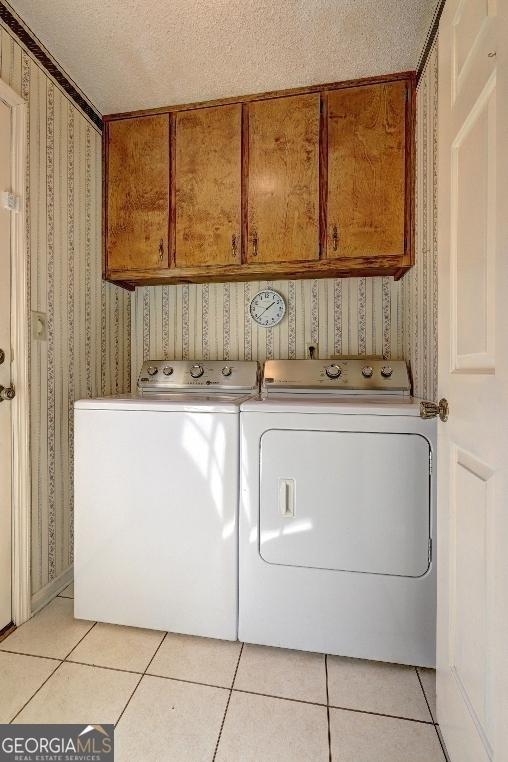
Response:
[325, 364, 341, 379]
[162, 366, 173, 376]
[361, 366, 373, 378]
[147, 366, 158, 376]
[381, 366, 393, 378]
[190, 364, 204, 379]
[222, 366, 232, 377]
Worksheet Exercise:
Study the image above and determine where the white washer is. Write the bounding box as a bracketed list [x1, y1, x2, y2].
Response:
[74, 360, 259, 640]
[239, 359, 436, 666]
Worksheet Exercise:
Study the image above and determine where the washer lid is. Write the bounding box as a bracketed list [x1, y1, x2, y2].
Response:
[75, 393, 254, 413]
[240, 395, 422, 416]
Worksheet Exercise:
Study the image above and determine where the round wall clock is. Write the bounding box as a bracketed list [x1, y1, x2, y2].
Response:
[249, 289, 286, 327]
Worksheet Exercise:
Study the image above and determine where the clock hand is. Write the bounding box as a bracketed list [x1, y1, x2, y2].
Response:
[258, 301, 276, 317]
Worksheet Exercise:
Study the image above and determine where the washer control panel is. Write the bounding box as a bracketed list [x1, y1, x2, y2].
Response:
[138, 360, 259, 394]
[262, 359, 410, 396]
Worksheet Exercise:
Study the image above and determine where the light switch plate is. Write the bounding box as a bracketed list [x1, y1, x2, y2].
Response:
[1, 191, 20, 212]
[32, 311, 47, 341]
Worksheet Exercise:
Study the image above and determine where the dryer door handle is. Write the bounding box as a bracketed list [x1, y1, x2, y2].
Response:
[279, 478, 295, 518]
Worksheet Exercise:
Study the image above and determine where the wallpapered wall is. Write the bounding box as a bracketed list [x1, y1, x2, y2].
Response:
[131, 277, 403, 376]
[402, 40, 438, 401]
[0, 24, 131, 602]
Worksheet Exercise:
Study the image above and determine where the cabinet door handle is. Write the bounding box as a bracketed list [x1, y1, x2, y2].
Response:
[331, 225, 338, 251]
[158, 239, 164, 262]
[252, 230, 258, 257]
[231, 234, 237, 257]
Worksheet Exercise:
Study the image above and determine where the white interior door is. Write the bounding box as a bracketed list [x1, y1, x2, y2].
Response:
[0, 97, 12, 632]
[437, 1, 508, 760]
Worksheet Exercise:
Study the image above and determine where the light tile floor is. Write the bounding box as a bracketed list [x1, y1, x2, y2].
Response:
[0, 586, 448, 761]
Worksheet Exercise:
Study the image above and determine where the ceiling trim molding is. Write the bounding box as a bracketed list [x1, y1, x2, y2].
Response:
[417, 0, 445, 82]
[0, 1, 102, 130]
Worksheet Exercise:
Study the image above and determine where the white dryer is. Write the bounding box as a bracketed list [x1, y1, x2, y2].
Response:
[74, 360, 259, 640]
[239, 359, 436, 667]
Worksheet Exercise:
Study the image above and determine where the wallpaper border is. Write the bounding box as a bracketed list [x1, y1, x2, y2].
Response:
[417, 0, 445, 82]
[0, 1, 102, 129]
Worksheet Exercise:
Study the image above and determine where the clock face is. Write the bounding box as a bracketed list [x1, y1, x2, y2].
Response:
[249, 290, 286, 327]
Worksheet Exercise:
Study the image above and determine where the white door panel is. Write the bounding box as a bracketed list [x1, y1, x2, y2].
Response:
[259, 430, 430, 577]
[438, 0, 508, 759]
[0, 97, 12, 632]
[451, 72, 496, 370]
[451, 448, 494, 744]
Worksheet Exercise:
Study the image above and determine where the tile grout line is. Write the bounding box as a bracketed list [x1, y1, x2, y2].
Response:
[113, 674, 143, 729]
[145, 671, 240, 692]
[9, 661, 64, 723]
[143, 632, 168, 675]
[224, 686, 325, 708]
[415, 667, 435, 723]
[327, 703, 435, 725]
[63, 621, 97, 660]
[0, 595, 95, 663]
[415, 668, 450, 762]
[325, 655, 332, 762]
[8, 620, 98, 724]
[212, 642, 244, 761]
[65, 658, 144, 676]
[114, 631, 168, 729]
[435, 723, 451, 762]
[0, 647, 62, 662]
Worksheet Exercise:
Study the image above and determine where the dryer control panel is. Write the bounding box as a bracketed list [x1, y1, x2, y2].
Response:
[262, 359, 410, 396]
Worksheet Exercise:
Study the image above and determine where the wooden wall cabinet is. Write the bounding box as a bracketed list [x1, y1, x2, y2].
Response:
[105, 114, 170, 273]
[103, 73, 414, 288]
[325, 81, 408, 263]
[174, 104, 242, 268]
[246, 94, 320, 264]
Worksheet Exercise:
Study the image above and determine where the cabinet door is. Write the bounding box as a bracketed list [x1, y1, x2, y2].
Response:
[175, 104, 242, 268]
[247, 94, 320, 263]
[106, 115, 169, 271]
[326, 81, 407, 260]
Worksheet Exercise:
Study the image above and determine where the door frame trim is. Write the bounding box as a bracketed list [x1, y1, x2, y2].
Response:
[0, 77, 30, 625]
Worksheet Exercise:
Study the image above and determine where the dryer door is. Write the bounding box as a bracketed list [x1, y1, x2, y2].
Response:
[259, 430, 431, 577]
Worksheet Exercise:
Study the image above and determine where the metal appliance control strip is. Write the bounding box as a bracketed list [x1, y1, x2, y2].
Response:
[262, 359, 410, 396]
[137, 360, 260, 394]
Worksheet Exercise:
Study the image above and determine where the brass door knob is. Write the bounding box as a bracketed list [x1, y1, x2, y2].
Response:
[420, 398, 449, 422]
[0, 385, 15, 402]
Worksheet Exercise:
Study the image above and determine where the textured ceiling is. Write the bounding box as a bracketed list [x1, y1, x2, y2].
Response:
[8, 0, 437, 115]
